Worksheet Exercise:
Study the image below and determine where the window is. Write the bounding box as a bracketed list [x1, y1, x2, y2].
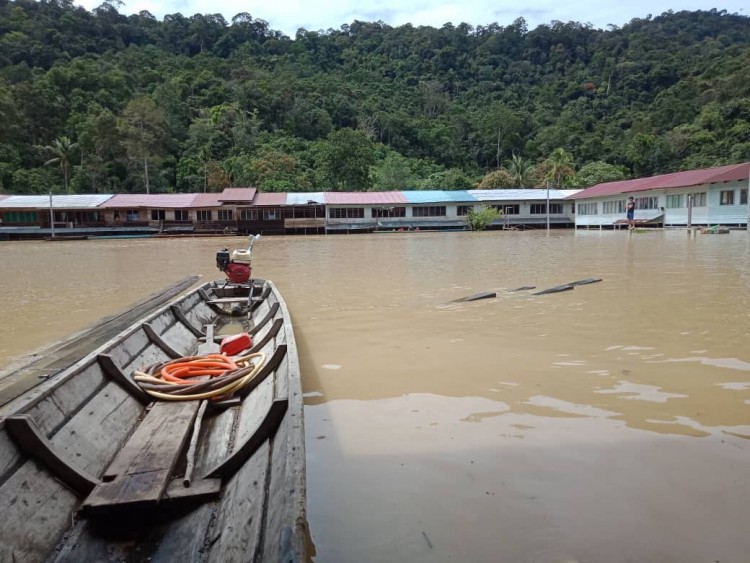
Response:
[218, 210, 233, 221]
[263, 209, 278, 221]
[495, 204, 519, 215]
[291, 205, 323, 218]
[741, 189, 748, 205]
[239, 209, 257, 220]
[151, 209, 165, 220]
[666, 195, 684, 209]
[690, 192, 706, 207]
[529, 203, 564, 214]
[635, 196, 658, 210]
[412, 206, 446, 217]
[372, 206, 407, 218]
[174, 210, 189, 221]
[578, 203, 598, 215]
[3, 211, 38, 223]
[197, 210, 212, 221]
[720, 190, 735, 205]
[603, 200, 625, 214]
[329, 208, 365, 219]
[126, 209, 139, 221]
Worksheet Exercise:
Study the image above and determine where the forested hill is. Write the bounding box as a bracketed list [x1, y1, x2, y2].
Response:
[1, 2, 749, 195]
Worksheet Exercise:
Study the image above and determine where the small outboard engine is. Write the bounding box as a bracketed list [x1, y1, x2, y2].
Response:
[216, 235, 260, 284]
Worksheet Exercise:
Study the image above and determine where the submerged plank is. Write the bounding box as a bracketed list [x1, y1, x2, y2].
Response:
[532, 284, 575, 295]
[568, 277, 603, 286]
[451, 291, 497, 302]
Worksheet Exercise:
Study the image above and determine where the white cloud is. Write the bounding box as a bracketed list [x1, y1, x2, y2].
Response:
[76, 0, 746, 37]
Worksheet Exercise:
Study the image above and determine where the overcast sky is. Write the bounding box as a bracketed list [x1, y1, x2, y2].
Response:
[77, 0, 746, 37]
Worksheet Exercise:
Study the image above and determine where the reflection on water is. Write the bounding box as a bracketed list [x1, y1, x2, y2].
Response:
[1, 230, 750, 561]
[306, 394, 749, 563]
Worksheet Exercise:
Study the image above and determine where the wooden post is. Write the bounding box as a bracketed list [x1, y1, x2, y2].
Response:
[49, 191, 55, 239]
[687, 194, 693, 235]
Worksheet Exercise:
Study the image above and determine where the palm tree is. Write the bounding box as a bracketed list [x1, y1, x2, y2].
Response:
[42, 136, 78, 193]
[506, 153, 535, 187]
[545, 148, 575, 188]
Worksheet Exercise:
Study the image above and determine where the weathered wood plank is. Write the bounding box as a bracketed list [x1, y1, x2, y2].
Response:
[146, 406, 238, 562]
[21, 362, 105, 438]
[0, 429, 22, 484]
[248, 303, 279, 336]
[143, 323, 182, 359]
[97, 354, 151, 404]
[106, 329, 150, 370]
[183, 400, 208, 486]
[237, 345, 287, 399]
[248, 318, 283, 355]
[263, 280, 308, 561]
[160, 319, 199, 357]
[0, 461, 78, 563]
[171, 304, 204, 338]
[206, 399, 287, 480]
[5, 414, 100, 497]
[206, 440, 270, 563]
[207, 297, 251, 304]
[54, 405, 238, 563]
[50, 382, 144, 478]
[250, 284, 272, 311]
[0, 276, 199, 409]
[84, 401, 200, 514]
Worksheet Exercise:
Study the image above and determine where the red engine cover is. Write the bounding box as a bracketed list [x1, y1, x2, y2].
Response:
[224, 262, 251, 284]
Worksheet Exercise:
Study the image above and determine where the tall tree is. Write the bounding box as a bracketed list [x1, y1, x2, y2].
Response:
[506, 154, 535, 187]
[41, 136, 78, 193]
[543, 148, 575, 187]
[118, 97, 170, 193]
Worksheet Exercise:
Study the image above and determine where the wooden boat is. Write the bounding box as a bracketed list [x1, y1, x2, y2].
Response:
[0, 278, 308, 562]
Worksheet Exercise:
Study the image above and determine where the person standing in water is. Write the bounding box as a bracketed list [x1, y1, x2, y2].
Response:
[626, 196, 635, 230]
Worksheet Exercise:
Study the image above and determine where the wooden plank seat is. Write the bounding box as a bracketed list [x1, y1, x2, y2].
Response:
[206, 297, 253, 305]
[76, 323, 287, 518]
[81, 400, 207, 516]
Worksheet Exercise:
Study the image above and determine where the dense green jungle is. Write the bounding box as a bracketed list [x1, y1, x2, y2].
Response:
[0, 1, 748, 195]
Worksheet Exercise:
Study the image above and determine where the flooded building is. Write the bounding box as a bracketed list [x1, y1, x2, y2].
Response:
[568, 163, 750, 229]
[0, 188, 582, 239]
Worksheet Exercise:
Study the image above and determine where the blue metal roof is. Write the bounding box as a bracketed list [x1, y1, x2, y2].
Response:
[468, 189, 581, 202]
[401, 191, 478, 204]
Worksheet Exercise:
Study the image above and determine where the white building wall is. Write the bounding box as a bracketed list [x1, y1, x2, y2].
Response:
[575, 181, 750, 228]
[706, 181, 749, 225]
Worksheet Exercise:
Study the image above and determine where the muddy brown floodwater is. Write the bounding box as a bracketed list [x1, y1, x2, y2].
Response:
[1, 230, 749, 562]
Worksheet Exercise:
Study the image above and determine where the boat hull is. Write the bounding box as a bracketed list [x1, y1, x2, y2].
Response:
[0, 279, 308, 562]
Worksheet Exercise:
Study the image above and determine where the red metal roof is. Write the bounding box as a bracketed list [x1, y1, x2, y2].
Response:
[253, 193, 287, 206]
[101, 194, 197, 208]
[324, 191, 409, 205]
[190, 193, 223, 207]
[219, 188, 257, 202]
[568, 162, 750, 199]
